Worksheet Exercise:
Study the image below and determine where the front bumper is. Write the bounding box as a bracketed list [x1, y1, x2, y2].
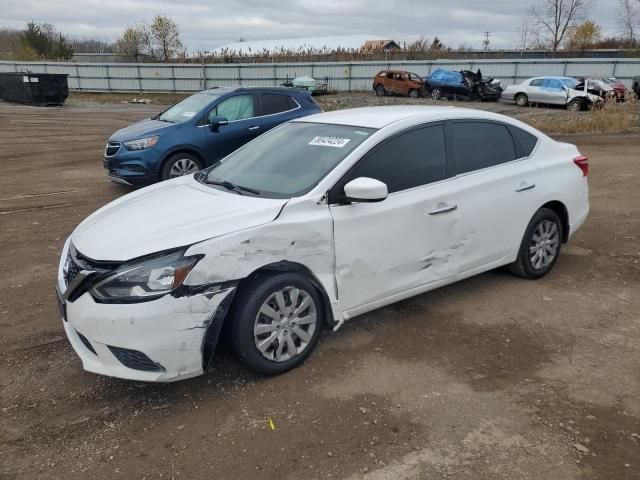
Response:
[57, 251, 236, 382]
[103, 145, 159, 187]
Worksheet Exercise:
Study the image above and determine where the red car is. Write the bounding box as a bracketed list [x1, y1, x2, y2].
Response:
[600, 77, 628, 102]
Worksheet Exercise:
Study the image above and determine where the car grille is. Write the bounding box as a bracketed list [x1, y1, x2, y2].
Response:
[104, 142, 120, 157]
[64, 251, 81, 287]
[108, 346, 164, 372]
[76, 330, 97, 355]
[107, 169, 120, 178]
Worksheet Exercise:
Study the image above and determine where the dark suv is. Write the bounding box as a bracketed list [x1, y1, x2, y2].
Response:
[104, 86, 322, 186]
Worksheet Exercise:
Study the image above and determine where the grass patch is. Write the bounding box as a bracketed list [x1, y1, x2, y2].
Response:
[526, 99, 640, 135]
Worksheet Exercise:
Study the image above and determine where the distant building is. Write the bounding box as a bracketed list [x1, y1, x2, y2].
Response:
[361, 40, 401, 52]
[205, 35, 397, 56]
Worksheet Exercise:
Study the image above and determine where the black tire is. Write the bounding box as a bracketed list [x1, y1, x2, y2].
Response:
[515, 93, 528, 107]
[508, 208, 563, 279]
[230, 272, 325, 375]
[408, 89, 419, 98]
[375, 85, 386, 97]
[567, 99, 582, 112]
[430, 88, 442, 100]
[160, 152, 203, 181]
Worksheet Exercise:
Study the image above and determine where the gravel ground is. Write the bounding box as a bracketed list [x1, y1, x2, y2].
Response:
[0, 99, 639, 480]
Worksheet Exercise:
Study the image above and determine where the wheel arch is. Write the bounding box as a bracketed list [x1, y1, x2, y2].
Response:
[159, 146, 207, 175]
[203, 261, 335, 366]
[540, 200, 570, 243]
[236, 261, 335, 327]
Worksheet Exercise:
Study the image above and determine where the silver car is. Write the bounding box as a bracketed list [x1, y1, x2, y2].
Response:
[502, 76, 602, 111]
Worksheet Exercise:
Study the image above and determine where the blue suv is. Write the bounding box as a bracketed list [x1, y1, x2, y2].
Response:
[103, 86, 322, 186]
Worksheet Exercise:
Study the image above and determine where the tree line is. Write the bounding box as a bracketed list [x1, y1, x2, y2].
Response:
[0, 1, 639, 63]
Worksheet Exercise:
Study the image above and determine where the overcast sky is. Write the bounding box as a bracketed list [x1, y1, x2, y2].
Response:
[0, 0, 622, 51]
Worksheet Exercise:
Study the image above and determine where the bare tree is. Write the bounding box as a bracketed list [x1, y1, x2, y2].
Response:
[513, 13, 540, 53]
[116, 25, 146, 61]
[528, 0, 589, 53]
[617, 0, 639, 44]
[148, 15, 184, 62]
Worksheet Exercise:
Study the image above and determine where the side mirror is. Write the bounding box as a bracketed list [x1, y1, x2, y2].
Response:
[208, 115, 229, 132]
[343, 177, 388, 203]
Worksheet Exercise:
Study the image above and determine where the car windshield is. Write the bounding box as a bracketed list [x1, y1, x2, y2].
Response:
[200, 122, 375, 198]
[561, 78, 578, 88]
[159, 92, 219, 123]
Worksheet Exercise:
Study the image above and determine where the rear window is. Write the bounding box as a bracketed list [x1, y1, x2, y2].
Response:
[260, 93, 297, 115]
[449, 122, 517, 175]
[509, 126, 538, 157]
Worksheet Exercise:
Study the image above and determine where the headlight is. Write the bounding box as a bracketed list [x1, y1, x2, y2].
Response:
[123, 136, 159, 151]
[91, 250, 201, 302]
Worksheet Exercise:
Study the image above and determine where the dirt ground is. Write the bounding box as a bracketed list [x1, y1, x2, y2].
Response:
[1, 97, 639, 480]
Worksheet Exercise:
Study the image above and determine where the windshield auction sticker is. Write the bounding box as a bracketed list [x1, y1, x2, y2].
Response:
[308, 136, 351, 148]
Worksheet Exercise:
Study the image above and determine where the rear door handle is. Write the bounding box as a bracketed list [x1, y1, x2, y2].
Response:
[428, 203, 457, 215]
[515, 182, 536, 192]
[248, 126, 260, 132]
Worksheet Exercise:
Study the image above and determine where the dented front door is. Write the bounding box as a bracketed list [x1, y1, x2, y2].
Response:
[330, 182, 462, 313]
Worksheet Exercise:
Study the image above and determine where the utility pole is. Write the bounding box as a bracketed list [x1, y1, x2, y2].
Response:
[483, 31, 490, 50]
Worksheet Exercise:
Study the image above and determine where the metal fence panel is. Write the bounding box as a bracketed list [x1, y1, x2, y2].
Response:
[0, 59, 638, 93]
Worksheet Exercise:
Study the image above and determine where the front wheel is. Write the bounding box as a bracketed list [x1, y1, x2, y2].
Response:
[567, 99, 582, 111]
[230, 273, 324, 375]
[508, 208, 563, 279]
[161, 153, 203, 180]
[375, 85, 386, 97]
[408, 89, 419, 98]
[430, 88, 442, 100]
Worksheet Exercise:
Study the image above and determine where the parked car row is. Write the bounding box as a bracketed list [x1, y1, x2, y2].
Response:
[372, 69, 636, 111]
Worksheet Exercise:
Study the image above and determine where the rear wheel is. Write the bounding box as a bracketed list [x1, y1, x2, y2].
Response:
[508, 208, 563, 279]
[375, 85, 386, 97]
[161, 153, 203, 180]
[230, 273, 324, 375]
[515, 93, 528, 107]
[430, 88, 442, 100]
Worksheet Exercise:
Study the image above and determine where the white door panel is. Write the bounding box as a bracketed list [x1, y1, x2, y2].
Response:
[453, 159, 540, 273]
[330, 183, 461, 312]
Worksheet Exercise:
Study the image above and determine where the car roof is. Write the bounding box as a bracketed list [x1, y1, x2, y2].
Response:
[527, 76, 574, 82]
[203, 86, 304, 95]
[293, 105, 515, 129]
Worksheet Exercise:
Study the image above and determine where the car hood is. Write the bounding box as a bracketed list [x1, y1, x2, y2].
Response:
[71, 177, 288, 261]
[109, 118, 182, 142]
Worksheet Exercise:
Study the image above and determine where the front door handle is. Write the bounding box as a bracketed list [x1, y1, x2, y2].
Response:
[248, 125, 260, 132]
[428, 203, 458, 215]
[515, 182, 536, 192]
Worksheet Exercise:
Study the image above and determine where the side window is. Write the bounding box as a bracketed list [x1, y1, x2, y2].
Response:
[337, 125, 447, 197]
[449, 122, 516, 174]
[260, 93, 297, 115]
[509, 126, 538, 157]
[543, 79, 563, 90]
[529, 79, 544, 87]
[212, 95, 255, 122]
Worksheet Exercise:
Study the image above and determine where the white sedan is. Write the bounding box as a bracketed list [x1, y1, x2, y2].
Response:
[57, 106, 589, 381]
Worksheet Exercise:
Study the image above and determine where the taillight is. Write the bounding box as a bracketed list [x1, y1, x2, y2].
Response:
[573, 155, 589, 177]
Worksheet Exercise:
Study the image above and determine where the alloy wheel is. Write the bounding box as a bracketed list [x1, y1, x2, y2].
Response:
[253, 286, 317, 363]
[169, 158, 200, 177]
[529, 220, 560, 270]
